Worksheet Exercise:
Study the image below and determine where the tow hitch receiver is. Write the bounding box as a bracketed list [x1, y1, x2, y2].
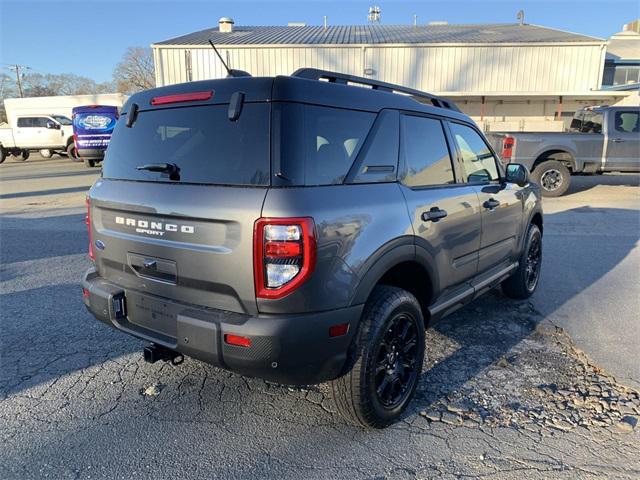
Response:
[143, 344, 184, 366]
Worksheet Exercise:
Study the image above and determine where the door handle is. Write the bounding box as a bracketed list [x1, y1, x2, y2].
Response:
[483, 198, 500, 210]
[611, 138, 625, 143]
[421, 207, 448, 222]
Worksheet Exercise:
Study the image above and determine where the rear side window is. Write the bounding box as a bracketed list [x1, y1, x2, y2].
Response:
[614, 111, 639, 133]
[103, 104, 270, 186]
[400, 115, 455, 187]
[274, 104, 375, 186]
[450, 122, 499, 183]
[17, 118, 33, 127]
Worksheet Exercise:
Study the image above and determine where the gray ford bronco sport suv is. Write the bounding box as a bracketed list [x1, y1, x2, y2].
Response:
[82, 69, 543, 428]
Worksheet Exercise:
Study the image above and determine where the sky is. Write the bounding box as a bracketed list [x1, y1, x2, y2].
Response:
[1, 0, 638, 83]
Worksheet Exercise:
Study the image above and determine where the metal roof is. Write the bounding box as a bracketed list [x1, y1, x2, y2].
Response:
[605, 31, 640, 61]
[154, 23, 602, 47]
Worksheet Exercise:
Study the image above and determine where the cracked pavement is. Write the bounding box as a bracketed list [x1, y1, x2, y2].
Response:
[1, 157, 639, 479]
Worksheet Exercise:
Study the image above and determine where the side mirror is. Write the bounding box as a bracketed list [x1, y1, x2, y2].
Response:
[46, 121, 60, 130]
[505, 163, 529, 187]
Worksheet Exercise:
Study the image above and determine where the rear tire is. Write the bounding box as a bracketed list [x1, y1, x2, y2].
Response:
[502, 223, 542, 299]
[0, 148, 6, 164]
[331, 286, 425, 429]
[17, 149, 29, 161]
[83, 158, 96, 168]
[67, 143, 81, 162]
[39, 149, 53, 158]
[531, 160, 570, 197]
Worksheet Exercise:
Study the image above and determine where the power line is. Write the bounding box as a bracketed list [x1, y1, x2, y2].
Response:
[6, 64, 30, 98]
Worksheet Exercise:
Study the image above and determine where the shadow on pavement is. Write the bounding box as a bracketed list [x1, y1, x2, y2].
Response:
[0, 213, 88, 263]
[0, 186, 90, 200]
[565, 173, 639, 196]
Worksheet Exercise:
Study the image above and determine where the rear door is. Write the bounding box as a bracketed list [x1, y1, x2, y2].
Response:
[91, 101, 271, 316]
[606, 108, 640, 172]
[398, 114, 481, 294]
[15, 117, 59, 148]
[448, 121, 523, 274]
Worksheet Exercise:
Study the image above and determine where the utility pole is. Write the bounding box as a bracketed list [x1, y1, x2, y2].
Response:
[7, 64, 29, 97]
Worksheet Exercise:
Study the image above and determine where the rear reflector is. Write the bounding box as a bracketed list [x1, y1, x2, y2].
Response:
[329, 323, 349, 338]
[265, 241, 302, 257]
[82, 288, 90, 298]
[150, 90, 213, 106]
[224, 334, 252, 348]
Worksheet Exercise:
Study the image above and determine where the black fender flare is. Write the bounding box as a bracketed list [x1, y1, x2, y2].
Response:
[350, 238, 440, 307]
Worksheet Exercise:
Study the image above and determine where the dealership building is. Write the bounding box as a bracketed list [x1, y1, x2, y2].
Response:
[152, 19, 639, 132]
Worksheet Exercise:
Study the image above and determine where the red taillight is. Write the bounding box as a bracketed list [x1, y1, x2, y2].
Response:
[254, 217, 316, 300]
[150, 90, 213, 106]
[86, 198, 94, 261]
[224, 334, 251, 348]
[502, 136, 515, 161]
[82, 288, 90, 298]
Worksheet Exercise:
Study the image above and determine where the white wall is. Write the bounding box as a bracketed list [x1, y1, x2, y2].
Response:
[153, 43, 606, 94]
[3, 93, 128, 127]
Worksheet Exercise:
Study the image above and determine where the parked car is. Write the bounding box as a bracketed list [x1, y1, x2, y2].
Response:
[72, 105, 119, 167]
[82, 69, 543, 428]
[487, 106, 640, 197]
[0, 114, 79, 163]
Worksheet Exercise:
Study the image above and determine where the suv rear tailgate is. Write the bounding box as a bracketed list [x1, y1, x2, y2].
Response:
[90, 179, 266, 315]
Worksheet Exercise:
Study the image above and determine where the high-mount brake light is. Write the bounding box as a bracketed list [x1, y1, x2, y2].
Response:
[254, 218, 316, 299]
[150, 90, 213, 106]
[86, 198, 94, 261]
[502, 136, 515, 162]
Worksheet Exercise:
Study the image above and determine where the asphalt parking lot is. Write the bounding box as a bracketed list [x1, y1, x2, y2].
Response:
[1, 154, 639, 479]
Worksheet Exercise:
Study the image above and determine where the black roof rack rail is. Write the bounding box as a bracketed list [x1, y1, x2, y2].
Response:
[291, 68, 461, 112]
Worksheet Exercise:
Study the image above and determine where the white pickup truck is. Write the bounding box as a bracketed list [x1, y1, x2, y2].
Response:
[0, 114, 79, 163]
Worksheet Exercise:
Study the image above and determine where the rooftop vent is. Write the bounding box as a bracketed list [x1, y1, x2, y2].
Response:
[219, 17, 234, 33]
[428, 21, 449, 26]
[288, 22, 306, 27]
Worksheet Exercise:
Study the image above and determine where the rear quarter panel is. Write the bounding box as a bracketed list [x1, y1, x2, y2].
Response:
[259, 183, 413, 314]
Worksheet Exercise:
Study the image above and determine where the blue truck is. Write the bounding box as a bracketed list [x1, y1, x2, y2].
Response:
[72, 105, 119, 167]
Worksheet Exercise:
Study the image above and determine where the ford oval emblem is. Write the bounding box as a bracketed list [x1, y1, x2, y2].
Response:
[95, 239, 105, 251]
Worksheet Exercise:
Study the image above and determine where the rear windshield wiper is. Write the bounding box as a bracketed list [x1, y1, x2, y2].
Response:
[136, 163, 180, 181]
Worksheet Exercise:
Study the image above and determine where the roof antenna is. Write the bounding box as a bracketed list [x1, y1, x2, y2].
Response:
[208, 39, 251, 77]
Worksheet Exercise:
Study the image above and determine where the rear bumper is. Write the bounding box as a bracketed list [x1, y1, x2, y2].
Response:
[82, 268, 362, 385]
[77, 148, 105, 160]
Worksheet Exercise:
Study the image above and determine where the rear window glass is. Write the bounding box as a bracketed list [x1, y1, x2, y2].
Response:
[103, 104, 270, 186]
[274, 104, 375, 186]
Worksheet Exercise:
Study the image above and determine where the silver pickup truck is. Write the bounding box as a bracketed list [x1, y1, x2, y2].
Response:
[487, 106, 639, 196]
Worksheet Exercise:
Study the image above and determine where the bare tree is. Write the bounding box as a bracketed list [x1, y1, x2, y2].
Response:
[113, 47, 155, 93]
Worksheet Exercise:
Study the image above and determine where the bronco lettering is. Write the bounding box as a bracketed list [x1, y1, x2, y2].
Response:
[114, 216, 195, 235]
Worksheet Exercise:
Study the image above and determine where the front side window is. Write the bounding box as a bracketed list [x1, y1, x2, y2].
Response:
[32, 117, 50, 128]
[614, 111, 640, 133]
[450, 122, 499, 183]
[400, 115, 455, 187]
[52, 115, 72, 125]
